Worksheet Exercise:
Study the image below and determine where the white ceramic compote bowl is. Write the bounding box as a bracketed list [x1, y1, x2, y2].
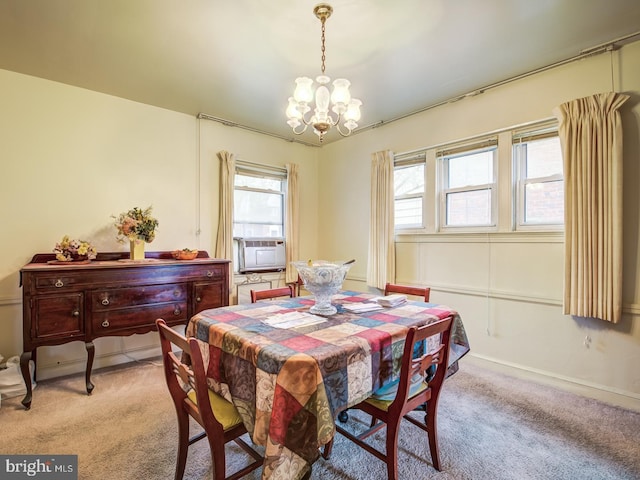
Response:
[291, 260, 353, 315]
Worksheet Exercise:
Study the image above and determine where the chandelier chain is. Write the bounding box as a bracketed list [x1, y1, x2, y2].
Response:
[320, 19, 326, 74]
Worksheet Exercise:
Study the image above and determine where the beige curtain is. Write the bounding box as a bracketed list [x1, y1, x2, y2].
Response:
[214, 150, 235, 289]
[553, 92, 629, 323]
[285, 163, 300, 284]
[367, 150, 395, 290]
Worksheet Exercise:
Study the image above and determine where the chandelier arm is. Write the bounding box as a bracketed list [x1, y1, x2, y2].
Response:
[291, 123, 309, 135]
[299, 109, 340, 128]
[327, 112, 340, 127]
[299, 108, 314, 127]
[334, 121, 354, 137]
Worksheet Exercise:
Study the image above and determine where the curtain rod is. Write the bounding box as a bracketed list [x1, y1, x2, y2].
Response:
[356, 30, 640, 136]
[197, 113, 320, 148]
[395, 117, 557, 158]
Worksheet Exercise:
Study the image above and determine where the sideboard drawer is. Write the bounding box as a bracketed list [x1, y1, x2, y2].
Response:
[92, 283, 187, 311]
[92, 301, 188, 333]
[35, 274, 86, 291]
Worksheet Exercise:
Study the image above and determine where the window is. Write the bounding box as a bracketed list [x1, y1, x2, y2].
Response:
[233, 163, 286, 238]
[513, 127, 563, 228]
[394, 154, 425, 229]
[439, 139, 497, 228]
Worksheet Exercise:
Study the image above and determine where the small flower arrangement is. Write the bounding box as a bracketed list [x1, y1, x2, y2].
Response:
[113, 206, 159, 243]
[53, 235, 98, 262]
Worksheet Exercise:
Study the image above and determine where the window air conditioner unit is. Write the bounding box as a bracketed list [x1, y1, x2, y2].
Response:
[237, 238, 286, 273]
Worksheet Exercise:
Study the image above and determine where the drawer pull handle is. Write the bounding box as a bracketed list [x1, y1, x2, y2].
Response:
[102, 320, 110, 328]
[101, 298, 110, 306]
[173, 290, 180, 297]
[173, 306, 181, 316]
[72, 310, 80, 317]
[206, 271, 214, 278]
[196, 296, 202, 303]
[55, 279, 64, 288]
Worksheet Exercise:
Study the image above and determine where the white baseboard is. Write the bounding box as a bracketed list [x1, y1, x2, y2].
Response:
[34, 345, 162, 382]
[465, 353, 640, 413]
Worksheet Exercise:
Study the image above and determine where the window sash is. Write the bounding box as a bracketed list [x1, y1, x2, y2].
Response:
[233, 162, 286, 238]
[438, 142, 497, 229]
[394, 159, 425, 230]
[513, 128, 564, 228]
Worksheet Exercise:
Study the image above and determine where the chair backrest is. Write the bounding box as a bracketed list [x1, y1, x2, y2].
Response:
[391, 316, 453, 409]
[287, 274, 304, 297]
[156, 319, 224, 436]
[384, 283, 431, 302]
[250, 284, 295, 303]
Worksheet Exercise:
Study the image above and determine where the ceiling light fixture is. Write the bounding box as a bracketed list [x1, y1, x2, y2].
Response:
[286, 3, 362, 143]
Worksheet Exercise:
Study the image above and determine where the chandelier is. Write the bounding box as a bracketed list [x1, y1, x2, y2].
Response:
[286, 3, 362, 143]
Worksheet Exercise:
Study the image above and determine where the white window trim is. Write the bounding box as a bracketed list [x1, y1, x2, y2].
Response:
[391, 116, 563, 236]
[394, 153, 427, 232]
[512, 123, 564, 231]
[233, 161, 287, 238]
[438, 140, 498, 232]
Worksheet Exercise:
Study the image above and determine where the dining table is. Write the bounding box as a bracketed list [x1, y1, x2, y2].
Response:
[185, 290, 470, 480]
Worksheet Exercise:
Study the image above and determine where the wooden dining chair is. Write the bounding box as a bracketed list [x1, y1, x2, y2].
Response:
[328, 316, 454, 479]
[156, 319, 263, 480]
[287, 274, 304, 297]
[250, 284, 296, 303]
[384, 283, 431, 302]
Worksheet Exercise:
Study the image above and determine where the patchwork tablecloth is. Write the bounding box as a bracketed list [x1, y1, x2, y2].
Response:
[186, 291, 470, 480]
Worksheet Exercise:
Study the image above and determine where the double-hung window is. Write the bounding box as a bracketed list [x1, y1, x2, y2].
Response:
[513, 125, 564, 228]
[438, 139, 498, 229]
[233, 162, 286, 238]
[394, 153, 426, 229]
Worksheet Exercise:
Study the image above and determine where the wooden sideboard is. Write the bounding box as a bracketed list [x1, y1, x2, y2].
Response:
[19, 251, 230, 409]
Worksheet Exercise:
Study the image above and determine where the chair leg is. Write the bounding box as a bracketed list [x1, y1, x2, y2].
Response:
[425, 400, 441, 471]
[321, 438, 334, 460]
[301, 465, 312, 480]
[175, 410, 190, 480]
[385, 421, 401, 480]
[207, 436, 227, 480]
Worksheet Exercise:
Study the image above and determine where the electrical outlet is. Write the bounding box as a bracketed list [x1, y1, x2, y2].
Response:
[584, 335, 592, 348]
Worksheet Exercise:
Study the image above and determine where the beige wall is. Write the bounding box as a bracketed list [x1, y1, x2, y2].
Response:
[1, 40, 639, 404]
[321, 40, 640, 402]
[0, 69, 318, 378]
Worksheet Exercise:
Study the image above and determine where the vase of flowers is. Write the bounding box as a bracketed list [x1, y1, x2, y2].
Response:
[53, 235, 97, 262]
[113, 206, 159, 260]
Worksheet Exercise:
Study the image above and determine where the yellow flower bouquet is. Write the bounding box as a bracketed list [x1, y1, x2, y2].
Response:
[53, 235, 97, 262]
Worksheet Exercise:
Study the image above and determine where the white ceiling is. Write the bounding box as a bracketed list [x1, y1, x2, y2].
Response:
[1, 0, 639, 146]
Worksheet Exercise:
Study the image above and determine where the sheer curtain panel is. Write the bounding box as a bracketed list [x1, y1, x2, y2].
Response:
[367, 150, 395, 290]
[214, 150, 235, 289]
[553, 92, 629, 323]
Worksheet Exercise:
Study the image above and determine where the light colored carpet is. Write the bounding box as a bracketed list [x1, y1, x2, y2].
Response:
[1, 358, 638, 480]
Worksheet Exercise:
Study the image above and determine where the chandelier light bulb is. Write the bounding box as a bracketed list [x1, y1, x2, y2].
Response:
[344, 99, 362, 122]
[286, 97, 302, 120]
[331, 79, 351, 108]
[293, 77, 314, 104]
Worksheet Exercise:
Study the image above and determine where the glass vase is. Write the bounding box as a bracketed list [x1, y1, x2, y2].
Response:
[291, 260, 352, 315]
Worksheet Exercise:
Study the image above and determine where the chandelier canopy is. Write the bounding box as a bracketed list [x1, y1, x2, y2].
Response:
[286, 3, 362, 143]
